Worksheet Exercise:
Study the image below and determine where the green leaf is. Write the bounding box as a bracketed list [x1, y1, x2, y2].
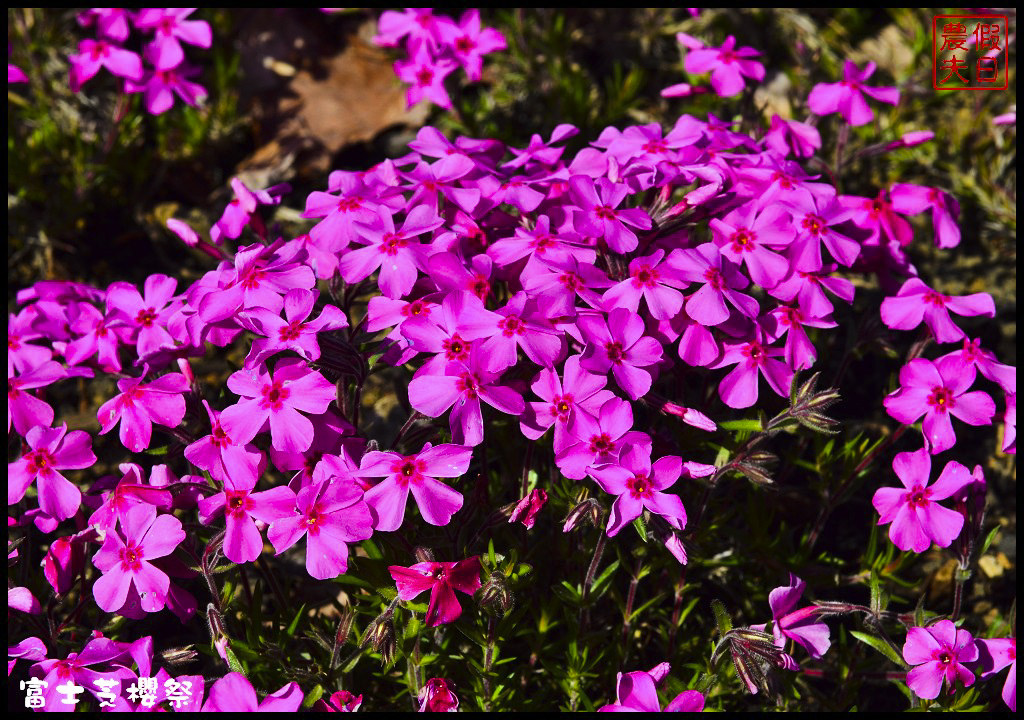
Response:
[719, 418, 763, 432]
[979, 524, 1000, 555]
[285, 604, 306, 637]
[632, 515, 648, 543]
[850, 630, 906, 667]
[711, 599, 732, 634]
[224, 646, 246, 675]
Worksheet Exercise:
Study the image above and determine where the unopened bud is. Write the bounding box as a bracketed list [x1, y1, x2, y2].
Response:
[159, 645, 199, 667]
[563, 498, 603, 533]
[414, 546, 435, 564]
[477, 571, 514, 616]
[361, 615, 397, 667]
[509, 488, 548, 529]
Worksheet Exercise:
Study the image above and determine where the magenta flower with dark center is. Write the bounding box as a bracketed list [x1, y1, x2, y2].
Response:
[602, 250, 688, 321]
[976, 637, 1016, 711]
[808, 60, 900, 126]
[765, 574, 831, 660]
[578, 307, 663, 400]
[556, 396, 652, 480]
[200, 672, 304, 712]
[389, 556, 482, 627]
[356, 443, 470, 532]
[709, 326, 792, 409]
[92, 504, 185, 614]
[520, 355, 615, 453]
[68, 39, 143, 91]
[134, 8, 212, 71]
[267, 478, 373, 579]
[9, 423, 95, 521]
[97, 371, 189, 453]
[198, 472, 296, 564]
[884, 356, 995, 454]
[569, 175, 652, 254]
[881, 278, 995, 344]
[903, 620, 978, 700]
[872, 447, 973, 552]
[220, 357, 336, 454]
[668, 242, 759, 326]
[589, 445, 687, 537]
[684, 35, 765, 97]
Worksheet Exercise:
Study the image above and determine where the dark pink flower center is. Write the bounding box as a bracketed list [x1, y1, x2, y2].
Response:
[771, 171, 794, 189]
[380, 233, 405, 256]
[305, 508, 323, 533]
[120, 544, 143, 571]
[240, 268, 266, 290]
[595, 205, 617, 221]
[470, 275, 490, 300]
[415, 68, 434, 87]
[29, 449, 55, 473]
[552, 393, 574, 420]
[211, 424, 229, 449]
[907, 485, 930, 508]
[559, 272, 581, 292]
[337, 196, 363, 212]
[457, 373, 479, 399]
[927, 386, 955, 413]
[642, 140, 667, 154]
[589, 432, 614, 456]
[628, 472, 651, 497]
[499, 315, 523, 337]
[532, 234, 554, 253]
[632, 265, 658, 288]
[455, 36, 476, 54]
[279, 321, 304, 342]
[704, 267, 725, 290]
[260, 380, 290, 410]
[731, 229, 756, 253]
[443, 334, 469, 361]
[923, 290, 950, 307]
[743, 341, 764, 363]
[227, 492, 249, 516]
[605, 341, 625, 364]
[135, 308, 158, 327]
[801, 214, 825, 236]
[8, 334, 21, 350]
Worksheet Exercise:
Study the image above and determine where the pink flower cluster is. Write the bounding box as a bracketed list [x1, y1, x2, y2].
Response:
[372, 8, 507, 110]
[69, 8, 211, 114]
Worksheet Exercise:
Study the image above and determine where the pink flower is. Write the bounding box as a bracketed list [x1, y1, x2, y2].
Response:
[808, 60, 899, 126]
[439, 9, 507, 82]
[889, 183, 961, 249]
[509, 488, 548, 530]
[976, 637, 1016, 711]
[579, 308, 663, 400]
[9, 423, 95, 521]
[765, 575, 831, 660]
[872, 447, 973, 552]
[883, 357, 996, 454]
[127, 64, 207, 115]
[881, 278, 994, 343]
[418, 677, 459, 712]
[68, 39, 143, 91]
[394, 41, 458, 110]
[569, 176, 652, 254]
[389, 556, 482, 627]
[201, 672, 303, 712]
[92, 504, 185, 614]
[902, 620, 978, 700]
[589, 445, 687, 537]
[268, 478, 372, 579]
[315, 690, 363, 712]
[97, 371, 189, 452]
[134, 8, 212, 71]
[598, 664, 705, 712]
[356, 443, 470, 532]
[198, 471, 296, 564]
[220, 358, 336, 454]
[684, 35, 765, 97]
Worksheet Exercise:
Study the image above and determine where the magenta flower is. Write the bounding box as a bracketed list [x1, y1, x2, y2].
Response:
[883, 357, 996, 454]
[765, 575, 831, 660]
[134, 8, 212, 71]
[872, 447, 973, 552]
[418, 677, 460, 712]
[889, 183, 961, 249]
[709, 205, 793, 290]
[127, 64, 207, 115]
[556, 396, 651, 480]
[68, 39, 143, 91]
[808, 60, 900, 126]
[267, 478, 373, 579]
[684, 35, 765, 97]
[9, 423, 95, 521]
[201, 672, 303, 712]
[439, 9, 506, 82]
[520, 355, 615, 453]
[389, 556, 482, 627]
[880, 278, 994, 343]
[602, 250, 687, 321]
[598, 665, 705, 712]
[578, 308, 663, 400]
[902, 620, 978, 700]
[764, 115, 821, 158]
[198, 471, 296, 564]
[976, 637, 1016, 711]
[710, 326, 793, 410]
[105, 273, 179, 359]
[509, 488, 548, 530]
[8, 360, 65, 435]
[97, 371, 189, 453]
[220, 358, 336, 454]
[356, 443, 470, 532]
[394, 41, 458, 110]
[210, 177, 288, 245]
[590, 446, 687, 537]
[244, 288, 349, 368]
[668, 242, 759, 326]
[569, 176, 652, 254]
[92, 504, 185, 613]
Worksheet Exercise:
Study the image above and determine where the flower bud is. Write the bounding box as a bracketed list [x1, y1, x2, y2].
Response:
[477, 570, 514, 616]
[563, 498, 603, 533]
[418, 678, 459, 712]
[509, 488, 548, 530]
[361, 615, 397, 667]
